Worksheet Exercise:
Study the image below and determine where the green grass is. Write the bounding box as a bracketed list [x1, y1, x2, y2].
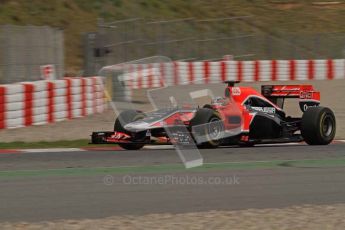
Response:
[2, 157, 345, 178]
[0, 0, 344, 71]
[0, 139, 113, 149]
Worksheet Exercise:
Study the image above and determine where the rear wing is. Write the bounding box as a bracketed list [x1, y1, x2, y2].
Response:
[261, 85, 320, 112]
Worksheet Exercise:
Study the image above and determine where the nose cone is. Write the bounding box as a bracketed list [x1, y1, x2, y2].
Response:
[124, 121, 151, 132]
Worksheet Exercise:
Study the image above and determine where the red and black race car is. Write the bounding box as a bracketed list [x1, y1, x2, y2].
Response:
[91, 81, 336, 150]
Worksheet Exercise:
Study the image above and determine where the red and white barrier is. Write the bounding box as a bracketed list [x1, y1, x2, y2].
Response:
[0, 77, 106, 129]
[127, 59, 345, 89]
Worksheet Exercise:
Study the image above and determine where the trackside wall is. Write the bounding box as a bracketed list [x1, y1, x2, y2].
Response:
[0, 77, 106, 129]
[126, 59, 345, 89]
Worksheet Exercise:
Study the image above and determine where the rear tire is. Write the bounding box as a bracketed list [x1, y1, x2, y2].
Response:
[190, 108, 224, 148]
[114, 110, 146, 150]
[301, 107, 336, 145]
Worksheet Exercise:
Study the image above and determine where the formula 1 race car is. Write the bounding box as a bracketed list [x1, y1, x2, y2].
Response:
[91, 81, 336, 150]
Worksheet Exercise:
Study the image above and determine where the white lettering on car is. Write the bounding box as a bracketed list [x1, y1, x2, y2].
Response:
[232, 87, 241, 96]
[251, 107, 276, 114]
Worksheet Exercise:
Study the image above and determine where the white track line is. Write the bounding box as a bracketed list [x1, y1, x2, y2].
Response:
[144, 145, 174, 150]
[21, 148, 85, 153]
[4, 140, 345, 153]
[255, 143, 302, 147]
[144, 142, 302, 150]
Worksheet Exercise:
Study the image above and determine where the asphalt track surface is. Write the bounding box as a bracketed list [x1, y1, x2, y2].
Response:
[1, 143, 345, 222]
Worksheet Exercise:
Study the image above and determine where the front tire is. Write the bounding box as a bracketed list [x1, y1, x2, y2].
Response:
[114, 110, 146, 150]
[301, 107, 336, 145]
[190, 108, 224, 148]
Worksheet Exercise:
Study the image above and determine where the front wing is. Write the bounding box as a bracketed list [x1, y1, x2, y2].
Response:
[91, 129, 194, 146]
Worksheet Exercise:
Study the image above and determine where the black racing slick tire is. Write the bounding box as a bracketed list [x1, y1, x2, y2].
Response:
[114, 110, 146, 150]
[301, 106, 336, 145]
[190, 108, 224, 148]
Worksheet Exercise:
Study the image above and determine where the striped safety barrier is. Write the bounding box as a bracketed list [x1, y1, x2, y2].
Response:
[0, 77, 106, 129]
[127, 59, 345, 89]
